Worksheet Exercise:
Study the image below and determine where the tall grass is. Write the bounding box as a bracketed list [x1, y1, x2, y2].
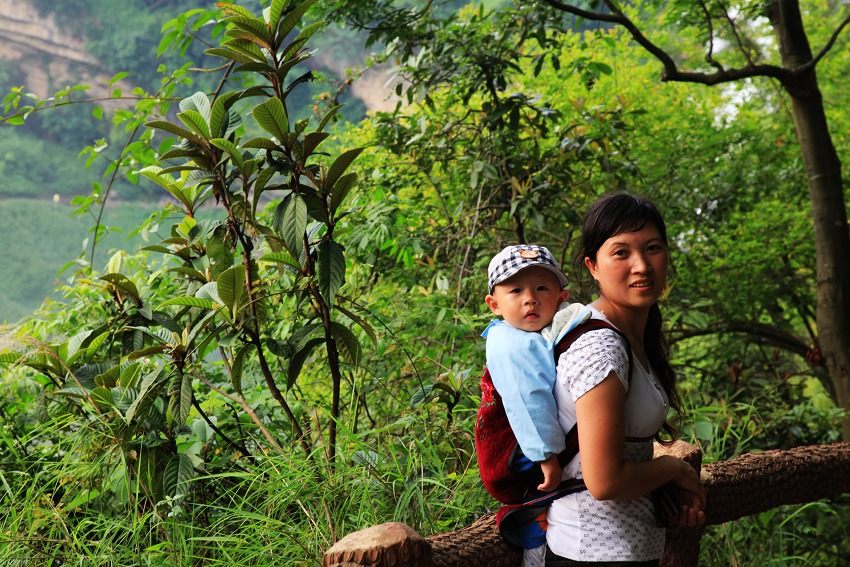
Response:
[0, 393, 489, 565]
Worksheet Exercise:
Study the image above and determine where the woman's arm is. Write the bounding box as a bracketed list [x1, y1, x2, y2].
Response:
[575, 372, 705, 509]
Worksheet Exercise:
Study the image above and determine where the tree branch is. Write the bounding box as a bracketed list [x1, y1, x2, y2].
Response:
[541, 0, 792, 86]
[671, 319, 813, 360]
[799, 9, 850, 74]
[191, 394, 253, 464]
[696, 0, 723, 72]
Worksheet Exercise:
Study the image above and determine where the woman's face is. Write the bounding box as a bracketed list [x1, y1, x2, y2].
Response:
[585, 223, 668, 311]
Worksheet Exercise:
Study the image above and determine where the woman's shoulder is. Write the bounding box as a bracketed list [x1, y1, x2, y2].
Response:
[564, 324, 629, 362]
[558, 318, 630, 395]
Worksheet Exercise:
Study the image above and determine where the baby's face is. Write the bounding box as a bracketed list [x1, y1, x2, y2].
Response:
[486, 267, 568, 332]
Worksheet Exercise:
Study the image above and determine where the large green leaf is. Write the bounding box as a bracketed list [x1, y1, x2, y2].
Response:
[260, 251, 303, 277]
[159, 146, 204, 161]
[317, 104, 341, 132]
[145, 120, 204, 145]
[301, 131, 329, 158]
[228, 29, 272, 51]
[159, 296, 218, 310]
[287, 337, 324, 389]
[230, 345, 248, 395]
[228, 15, 272, 46]
[180, 92, 212, 123]
[329, 172, 358, 216]
[99, 273, 141, 304]
[84, 331, 111, 358]
[317, 240, 345, 305]
[334, 302, 377, 346]
[281, 20, 324, 60]
[127, 345, 167, 359]
[325, 147, 364, 192]
[167, 370, 193, 427]
[138, 167, 195, 210]
[219, 2, 254, 19]
[274, 52, 310, 86]
[221, 38, 267, 61]
[252, 97, 289, 141]
[177, 109, 211, 139]
[210, 138, 245, 170]
[163, 453, 195, 498]
[242, 137, 278, 149]
[119, 362, 143, 388]
[168, 266, 208, 284]
[112, 386, 137, 414]
[196, 282, 223, 305]
[330, 321, 361, 366]
[276, 0, 319, 45]
[65, 330, 93, 365]
[128, 325, 174, 346]
[216, 265, 247, 317]
[209, 91, 239, 138]
[273, 194, 307, 265]
[267, 0, 288, 27]
[205, 46, 261, 65]
[184, 309, 219, 351]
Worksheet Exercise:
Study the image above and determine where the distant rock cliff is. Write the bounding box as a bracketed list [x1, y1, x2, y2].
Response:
[0, 0, 396, 113]
[0, 0, 124, 103]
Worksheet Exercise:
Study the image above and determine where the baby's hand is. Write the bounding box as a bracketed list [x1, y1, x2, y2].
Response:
[537, 455, 561, 492]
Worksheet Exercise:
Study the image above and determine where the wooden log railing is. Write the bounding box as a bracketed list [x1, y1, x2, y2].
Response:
[324, 442, 850, 567]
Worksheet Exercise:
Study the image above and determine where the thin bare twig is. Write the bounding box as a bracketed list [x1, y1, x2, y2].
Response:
[800, 9, 850, 73]
[194, 371, 283, 452]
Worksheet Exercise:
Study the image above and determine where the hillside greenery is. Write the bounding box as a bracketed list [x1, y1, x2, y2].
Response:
[0, 1, 849, 565]
[0, 199, 159, 322]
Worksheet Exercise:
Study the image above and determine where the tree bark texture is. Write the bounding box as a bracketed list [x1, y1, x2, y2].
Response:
[769, 0, 850, 440]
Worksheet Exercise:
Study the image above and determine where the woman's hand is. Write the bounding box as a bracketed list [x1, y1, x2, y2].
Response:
[671, 459, 706, 528]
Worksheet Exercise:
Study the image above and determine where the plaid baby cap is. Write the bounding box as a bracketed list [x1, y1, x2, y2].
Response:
[487, 244, 568, 292]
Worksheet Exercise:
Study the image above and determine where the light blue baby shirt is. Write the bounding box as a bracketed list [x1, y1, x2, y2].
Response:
[481, 303, 591, 463]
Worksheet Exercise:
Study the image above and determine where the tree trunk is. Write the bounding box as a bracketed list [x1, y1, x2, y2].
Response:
[769, 0, 850, 440]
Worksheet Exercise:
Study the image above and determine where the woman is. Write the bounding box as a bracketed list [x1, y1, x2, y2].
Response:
[545, 192, 705, 566]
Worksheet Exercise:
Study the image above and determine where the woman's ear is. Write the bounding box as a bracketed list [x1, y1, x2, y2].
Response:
[584, 256, 597, 279]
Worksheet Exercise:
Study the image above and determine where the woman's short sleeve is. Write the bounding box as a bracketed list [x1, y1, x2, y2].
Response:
[558, 328, 629, 401]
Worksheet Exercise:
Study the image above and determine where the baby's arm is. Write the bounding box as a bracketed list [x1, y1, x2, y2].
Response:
[485, 323, 565, 464]
[538, 454, 562, 492]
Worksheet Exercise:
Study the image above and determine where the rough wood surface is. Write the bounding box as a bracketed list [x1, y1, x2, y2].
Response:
[655, 441, 702, 567]
[323, 522, 431, 567]
[702, 442, 850, 525]
[429, 512, 520, 567]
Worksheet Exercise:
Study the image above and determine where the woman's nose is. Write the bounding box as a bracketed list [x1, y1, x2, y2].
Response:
[633, 253, 652, 273]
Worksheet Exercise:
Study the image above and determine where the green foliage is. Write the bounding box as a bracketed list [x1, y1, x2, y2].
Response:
[1, 1, 849, 565]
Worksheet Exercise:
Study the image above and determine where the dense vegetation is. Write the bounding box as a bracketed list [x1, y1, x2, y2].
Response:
[1, 0, 849, 565]
[0, 0, 373, 321]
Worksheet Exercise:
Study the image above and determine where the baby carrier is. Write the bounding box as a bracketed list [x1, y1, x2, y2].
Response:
[474, 318, 633, 546]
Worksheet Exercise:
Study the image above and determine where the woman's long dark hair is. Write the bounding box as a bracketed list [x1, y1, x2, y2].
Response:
[578, 192, 681, 436]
